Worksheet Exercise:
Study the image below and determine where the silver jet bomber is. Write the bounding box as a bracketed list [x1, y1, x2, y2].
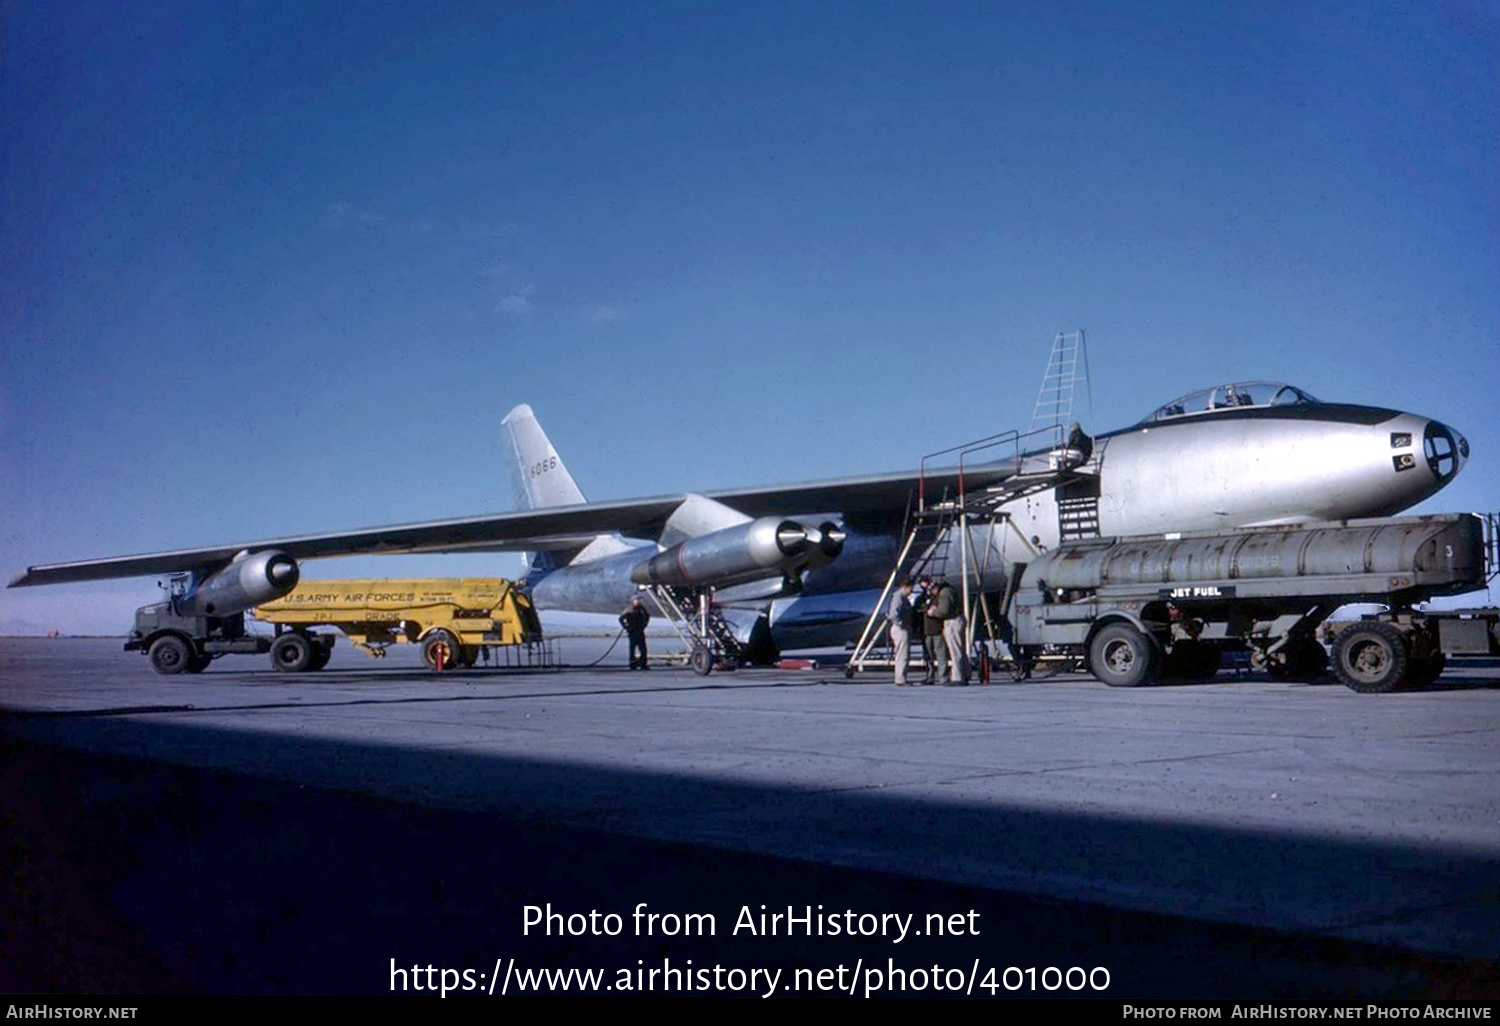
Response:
[9, 379, 1470, 658]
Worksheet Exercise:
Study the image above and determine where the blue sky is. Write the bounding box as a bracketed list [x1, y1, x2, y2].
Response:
[3, 1, 1496, 633]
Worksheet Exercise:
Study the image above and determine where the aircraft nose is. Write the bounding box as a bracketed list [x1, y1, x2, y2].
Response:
[1423, 420, 1467, 483]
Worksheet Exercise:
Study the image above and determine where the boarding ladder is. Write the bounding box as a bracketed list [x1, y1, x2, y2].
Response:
[644, 584, 745, 676]
[845, 423, 1089, 678]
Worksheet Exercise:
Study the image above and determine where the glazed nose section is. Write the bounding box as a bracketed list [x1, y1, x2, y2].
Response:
[1423, 421, 1467, 483]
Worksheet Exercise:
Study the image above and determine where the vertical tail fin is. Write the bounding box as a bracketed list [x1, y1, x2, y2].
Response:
[500, 404, 632, 570]
[501, 403, 589, 510]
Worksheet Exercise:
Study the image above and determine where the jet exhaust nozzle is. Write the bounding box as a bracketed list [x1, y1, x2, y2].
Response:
[177, 549, 301, 617]
[816, 521, 846, 560]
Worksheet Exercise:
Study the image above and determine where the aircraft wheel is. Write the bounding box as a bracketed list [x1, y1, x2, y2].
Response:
[270, 632, 314, 672]
[690, 645, 714, 676]
[1089, 623, 1160, 687]
[422, 631, 460, 672]
[1333, 622, 1408, 693]
[148, 635, 193, 675]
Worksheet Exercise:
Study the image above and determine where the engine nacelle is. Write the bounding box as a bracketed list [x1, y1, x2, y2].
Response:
[178, 549, 300, 617]
[631, 518, 812, 588]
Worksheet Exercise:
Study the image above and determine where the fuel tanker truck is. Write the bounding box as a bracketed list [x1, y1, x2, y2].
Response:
[125, 559, 542, 674]
[1006, 512, 1494, 692]
[252, 577, 542, 671]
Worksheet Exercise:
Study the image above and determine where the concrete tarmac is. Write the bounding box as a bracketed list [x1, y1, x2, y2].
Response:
[3, 637, 1498, 997]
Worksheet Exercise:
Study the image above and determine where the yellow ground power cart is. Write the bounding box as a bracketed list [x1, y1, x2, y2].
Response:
[252, 578, 546, 672]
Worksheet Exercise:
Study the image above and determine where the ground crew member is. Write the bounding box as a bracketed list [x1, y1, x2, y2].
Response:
[920, 575, 946, 684]
[887, 578, 916, 686]
[935, 579, 969, 685]
[620, 595, 650, 670]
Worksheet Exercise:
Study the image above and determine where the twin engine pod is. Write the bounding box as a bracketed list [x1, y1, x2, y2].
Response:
[630, 517, 846, 589]
[177, 549, 300, 617]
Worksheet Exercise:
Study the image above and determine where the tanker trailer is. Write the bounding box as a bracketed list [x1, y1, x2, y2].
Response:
[1009, 513, 1488, 692]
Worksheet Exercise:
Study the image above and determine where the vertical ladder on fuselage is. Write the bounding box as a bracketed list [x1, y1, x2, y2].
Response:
[1030, 329, 1091, 435]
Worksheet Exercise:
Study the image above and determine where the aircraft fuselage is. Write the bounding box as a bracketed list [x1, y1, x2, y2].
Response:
[765, 394, 1468, 648]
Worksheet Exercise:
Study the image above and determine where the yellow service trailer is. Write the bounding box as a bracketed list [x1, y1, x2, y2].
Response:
[252, 578, 544, 671]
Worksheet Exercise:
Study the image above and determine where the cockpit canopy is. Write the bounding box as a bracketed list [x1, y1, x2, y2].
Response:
[1143, 381, 1319, 423]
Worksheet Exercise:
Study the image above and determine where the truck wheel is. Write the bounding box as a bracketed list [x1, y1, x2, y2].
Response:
[422, 631, 459, 671]
[1333, 622, 1408, 693]
[148, 635, 193, 675]
[270, 632, 314, 672]
[307, 642, 332, 671]
[690, 645, 714, 676]
[1089, 623, 1160, 687]
[185, 651, 212, 673]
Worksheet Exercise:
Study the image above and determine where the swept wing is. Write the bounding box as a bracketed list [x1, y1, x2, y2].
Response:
[9, 465, 1003, 588]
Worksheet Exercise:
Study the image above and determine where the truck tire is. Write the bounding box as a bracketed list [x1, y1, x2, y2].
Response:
[185, 651, 212, 673]
[270, 632, 314, 672]
[148, 635, 193, 675]
[307, 641, 332, 671]
[1089, 623, 1160, 687]
[1333, 622, 1408, 693]
[422, 631, 459, 671]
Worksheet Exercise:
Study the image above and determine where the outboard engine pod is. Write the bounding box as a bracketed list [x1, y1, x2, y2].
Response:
[631, 518, 811, 587]
[178, 549, 300, 617]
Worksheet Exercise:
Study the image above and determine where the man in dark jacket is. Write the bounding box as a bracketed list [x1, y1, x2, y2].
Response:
[620, 595, 650, 670]
[919, 575, 946, 684]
